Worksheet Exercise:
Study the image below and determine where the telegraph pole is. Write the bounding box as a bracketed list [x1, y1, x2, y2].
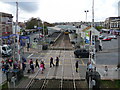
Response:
[16, 2, 20, 62]
[92, 0, 94, 27]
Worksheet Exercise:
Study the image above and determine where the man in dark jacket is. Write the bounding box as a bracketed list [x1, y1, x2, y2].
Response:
[75, 61, 79, 72]
[50, 57, 55, 67]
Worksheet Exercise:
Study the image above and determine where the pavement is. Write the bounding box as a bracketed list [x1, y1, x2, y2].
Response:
[96, 65, 120, 80]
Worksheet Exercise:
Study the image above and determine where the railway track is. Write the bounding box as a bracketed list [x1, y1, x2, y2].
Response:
[50, 33, 73, 50]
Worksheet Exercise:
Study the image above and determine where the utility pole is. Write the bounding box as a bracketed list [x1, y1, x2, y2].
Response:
[92, 0, 94, 27]
[88, 0, 95, 90]
[16, 2, 20, 62]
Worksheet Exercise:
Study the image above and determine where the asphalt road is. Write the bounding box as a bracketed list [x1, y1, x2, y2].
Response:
[96, 33, 119, 65]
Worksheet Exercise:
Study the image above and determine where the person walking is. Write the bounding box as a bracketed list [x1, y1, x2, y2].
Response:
[115, 63, 120, 71]
[56, 57, 59, 66]
[22, 61, 26, 71]
[104, 66, 108, 76]
[40, 62, 44, 74]
[29, 59, 33, 67]
[41, 60, 45, 70]
[50, 57, 55, 67]
[75, 61, 79, 72]
[35, 59, 39, 68]
[27, 42, 30, 51]
[30, 62, 34, 73]
[99, 40, 102, 51]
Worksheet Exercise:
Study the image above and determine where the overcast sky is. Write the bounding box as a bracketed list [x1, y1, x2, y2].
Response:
[0, 0, 119, 23]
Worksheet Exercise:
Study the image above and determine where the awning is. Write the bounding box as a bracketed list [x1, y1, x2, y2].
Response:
[1, 36, 9, 39]
[20, 36, 30, 39]
[9, 34, 17, 38]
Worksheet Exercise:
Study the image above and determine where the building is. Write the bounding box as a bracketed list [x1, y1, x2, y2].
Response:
[110, 18, 120, 30]
[0, 12, 13, 44]
[104, 17, 120, 29]
[0, 12, 13, 36]
[118, 1, 120, 17]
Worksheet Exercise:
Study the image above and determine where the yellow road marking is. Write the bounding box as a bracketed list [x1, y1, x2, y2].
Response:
[80, 58, 85, 66]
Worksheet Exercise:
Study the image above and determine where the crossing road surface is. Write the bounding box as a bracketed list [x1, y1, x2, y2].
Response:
[26, 50, 87, 80]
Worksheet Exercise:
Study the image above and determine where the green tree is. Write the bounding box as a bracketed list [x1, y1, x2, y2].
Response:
[95, 26, 103, 31]
[25, 17, 42, 29]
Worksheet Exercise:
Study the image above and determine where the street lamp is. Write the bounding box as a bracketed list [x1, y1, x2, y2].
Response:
[37, 18, 41, 39]
[84, 10, 89, 23]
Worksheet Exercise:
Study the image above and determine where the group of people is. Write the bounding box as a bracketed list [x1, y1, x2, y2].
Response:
[28, 59, 45, 74]
[1, 57, 21, 73]
[50, 56, 59, 67]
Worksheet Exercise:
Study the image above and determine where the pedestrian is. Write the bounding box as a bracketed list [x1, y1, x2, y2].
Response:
[50, 57, 55, 67]
[22, 62, 26, 71]
[40, 62, 44, 74]
[29, 59, 33, 67]
[87, 61, 91, 70]
[115, 63, 120, 71]
[41, 60, 45, 70]
[27, 42, 30, 51]
[56, 57, 59, 66]
[99, 40, 102, 51]
[75, 61, 79, 72]
[2, 64, 5, 73]
[1, 60, 5, 65]
[88, 63, 93, 71]
[30, 62, 34, 73]
[35, 59, 39, 68]
[99, 44, 102, 51]
[22, 56, 26, 62]
[4, 63, 9, 72]
[8, 58, 13, 67]
[104, 66, 108, 76]
[91, 79, 96, 90]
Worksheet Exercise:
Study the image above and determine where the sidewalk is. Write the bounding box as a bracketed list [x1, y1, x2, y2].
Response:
[96, 65, 120, 80]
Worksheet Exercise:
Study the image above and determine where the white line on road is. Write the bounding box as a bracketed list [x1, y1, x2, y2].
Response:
[27, 53, 33, 58]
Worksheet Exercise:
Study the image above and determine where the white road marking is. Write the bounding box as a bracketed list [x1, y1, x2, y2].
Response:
[27, 53, 33, 58]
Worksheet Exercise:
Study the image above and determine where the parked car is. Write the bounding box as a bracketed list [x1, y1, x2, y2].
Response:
[108, 35, 117, 39]
[99, 35, 105, 39]
[74, 49, 89, 58]
[0, 45, 12, 56]
[102, 37, 112, 41]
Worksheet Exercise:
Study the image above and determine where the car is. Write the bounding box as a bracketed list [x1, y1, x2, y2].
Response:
[102, 37, 112, 41]
[99, 35, 105, 39]
[108, 35, 117, 39]
[0, 45, 12, 56]
[74, 49, 89, 58]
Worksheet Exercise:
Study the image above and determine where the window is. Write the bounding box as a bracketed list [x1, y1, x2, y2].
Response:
[2, 47, 6, 51]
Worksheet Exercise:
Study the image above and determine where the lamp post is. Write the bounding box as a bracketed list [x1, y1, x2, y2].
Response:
[37, 18, 41, 39]
[42, 21, 45, 42]
[84, 10, 89, 23]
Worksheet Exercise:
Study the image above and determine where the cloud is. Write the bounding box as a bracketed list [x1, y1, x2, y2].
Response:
[2, 2, 39, 13]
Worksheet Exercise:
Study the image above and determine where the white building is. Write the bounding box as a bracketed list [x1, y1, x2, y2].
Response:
[118, 1, 120, 17]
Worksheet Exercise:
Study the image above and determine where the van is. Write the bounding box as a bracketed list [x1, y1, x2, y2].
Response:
[0, 45, 12, 56]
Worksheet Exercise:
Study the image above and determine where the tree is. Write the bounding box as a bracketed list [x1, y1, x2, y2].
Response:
[95, 26, 103, 31]
[25, 17, 42, 29]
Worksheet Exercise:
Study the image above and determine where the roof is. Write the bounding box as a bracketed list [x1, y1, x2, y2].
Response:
[82, 26, 100, 35]
[82, 26, 91, 32]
